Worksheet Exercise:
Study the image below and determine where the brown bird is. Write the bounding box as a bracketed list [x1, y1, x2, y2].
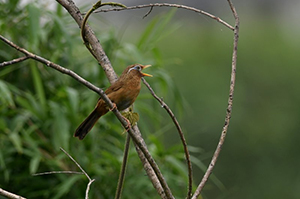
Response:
[74, 64, 152, 140]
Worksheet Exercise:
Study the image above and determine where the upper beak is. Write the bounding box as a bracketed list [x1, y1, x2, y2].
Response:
[141, 65, 152, 77]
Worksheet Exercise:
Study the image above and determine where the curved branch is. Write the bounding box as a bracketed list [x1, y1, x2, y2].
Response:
[142, 78, 193, 199]
[94, 3, 234, 30]
[56, 0, 118, 83]
[81, 1, 126, 58]
[192, 0, 239, 198]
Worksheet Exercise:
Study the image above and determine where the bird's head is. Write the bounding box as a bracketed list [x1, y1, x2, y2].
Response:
[126, 64, 152, 77]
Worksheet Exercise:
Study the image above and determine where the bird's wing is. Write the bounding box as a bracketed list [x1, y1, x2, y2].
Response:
[95, 81, 123, 101]
[105, 81, 124, 95]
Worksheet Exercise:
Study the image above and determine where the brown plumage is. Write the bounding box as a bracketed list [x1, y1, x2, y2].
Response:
[74, 64, 152, 140]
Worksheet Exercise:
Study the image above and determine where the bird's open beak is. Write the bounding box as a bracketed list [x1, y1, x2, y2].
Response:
[141, 65, 152, 77]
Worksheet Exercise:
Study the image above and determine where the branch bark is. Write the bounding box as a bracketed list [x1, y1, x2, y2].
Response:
[0, 188, 26, 199]
[0, 56, 29, 68]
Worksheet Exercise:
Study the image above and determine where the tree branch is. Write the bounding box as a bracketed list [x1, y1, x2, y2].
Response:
[33, 147, 95, 199]
[0, 56, 29, 68]
[115, 134, 131, 199]
[56, 0, 118, 83]
[94, 3, 234, 30]
[33, 171, 83, 176]
[142, 78, 193, 199]
[192, 0, 239, 198]
[131, 126, 168, 199]
[0, 188, 26, 199]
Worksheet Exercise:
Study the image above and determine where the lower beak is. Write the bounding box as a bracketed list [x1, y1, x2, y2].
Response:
[141, 65, 152, 77]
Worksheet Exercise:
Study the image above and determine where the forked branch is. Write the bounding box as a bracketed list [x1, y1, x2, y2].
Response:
[33, 148, 94, 199]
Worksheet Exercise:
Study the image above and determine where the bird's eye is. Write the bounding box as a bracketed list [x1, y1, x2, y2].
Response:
[135, 65, 141, 71]
[127, 65, 142, 74]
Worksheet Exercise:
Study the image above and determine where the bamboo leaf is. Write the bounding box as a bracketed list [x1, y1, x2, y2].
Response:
[26, 3, 41, 50]
[29, 155, 41, 174]
[0, 80, 15, 107]
[30, 64, 46, 114]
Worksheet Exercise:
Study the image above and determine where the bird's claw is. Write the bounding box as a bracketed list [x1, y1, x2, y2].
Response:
[109, 103, 117, 112]
[122, 116, 132, 131]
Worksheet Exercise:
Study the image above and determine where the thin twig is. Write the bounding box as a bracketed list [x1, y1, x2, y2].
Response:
[33, 171, 83, 176]
[143, 6, 153, 19]
[191, 0, 239, 198]
[94, 3, 234, 30]
[85, 179, 96, 199]
[142, 78, 193, 199]
[0, 56, 29, 68]
[115, 134, 131, 199]
[32, 148, 95, 199]
[80, 1, 126, 59]
[60, 147, 92, 181]
[0, 188, 26, 199]
[59, 148, 95, 199]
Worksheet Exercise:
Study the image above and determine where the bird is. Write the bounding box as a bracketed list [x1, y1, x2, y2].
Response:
[74, 64, 152, 140]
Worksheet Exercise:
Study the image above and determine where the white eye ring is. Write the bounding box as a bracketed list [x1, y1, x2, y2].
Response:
[128, 65, 141, 73]
[135, 65, 141, 71]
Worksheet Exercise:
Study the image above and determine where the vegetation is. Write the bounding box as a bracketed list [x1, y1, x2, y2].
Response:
[2, 0, 299, 199]
[0, 1, 201, 198]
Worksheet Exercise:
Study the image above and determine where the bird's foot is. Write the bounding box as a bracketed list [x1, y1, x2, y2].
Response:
[121, 111, 139, 133]
[109, 103, 117, 111]
[122, 115, 132, 131]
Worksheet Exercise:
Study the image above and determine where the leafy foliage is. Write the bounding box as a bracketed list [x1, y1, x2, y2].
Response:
[0, 1, 208, 199]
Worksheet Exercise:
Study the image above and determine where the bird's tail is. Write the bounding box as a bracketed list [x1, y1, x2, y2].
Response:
[74, 108, 101, 140]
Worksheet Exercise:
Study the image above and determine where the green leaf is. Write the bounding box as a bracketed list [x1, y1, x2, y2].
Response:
[29, 155, 41, 174]
[165, 155, 187, 178]
[137, 8, 178, 52]
[30, 64, 46, 114]
[53, 175, 82, 199]
[66, 87, 79, 114]
[26, 3, 41, 50]
[0, 80, 15, 107]
[49, 101, 70, 150]
[137, 17, 160, 49]
[190, 156, 226, 191]
[9, 132, 23, 153]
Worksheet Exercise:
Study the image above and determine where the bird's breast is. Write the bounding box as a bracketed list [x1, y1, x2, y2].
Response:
[116, 86, 141, 111]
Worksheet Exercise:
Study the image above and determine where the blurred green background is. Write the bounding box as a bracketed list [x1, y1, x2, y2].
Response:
[1, 0, 300, 199]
